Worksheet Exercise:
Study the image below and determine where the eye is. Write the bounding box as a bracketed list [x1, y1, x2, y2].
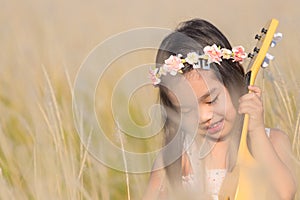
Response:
[181, 107, 193, 114]
[206, 95, 218, 105]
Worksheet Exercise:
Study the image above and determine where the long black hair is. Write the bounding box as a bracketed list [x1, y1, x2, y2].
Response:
[155, 18, 247, 196]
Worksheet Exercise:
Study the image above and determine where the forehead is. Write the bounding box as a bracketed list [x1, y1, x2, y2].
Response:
[184, 70, 221, 95]
[166, 69, 223, 105]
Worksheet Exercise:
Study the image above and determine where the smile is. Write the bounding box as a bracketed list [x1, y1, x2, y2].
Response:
[203, 119, 225, 135]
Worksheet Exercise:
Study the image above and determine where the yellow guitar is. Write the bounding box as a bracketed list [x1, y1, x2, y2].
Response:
[219, 19, 280, 200]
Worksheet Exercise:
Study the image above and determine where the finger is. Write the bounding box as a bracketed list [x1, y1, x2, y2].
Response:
[238, 103, 263, 115]
[248, 85, 262, 98]
[238, 97, 264, 114]
[239, 100, 262, 111]
[238, 104, 264, 127]
[239, 92, 261, 103]
[239, 96, 263, 109]
[239, 106, 264, 122]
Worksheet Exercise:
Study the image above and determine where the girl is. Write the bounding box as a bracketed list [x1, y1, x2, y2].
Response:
[144, 19, 297, 199]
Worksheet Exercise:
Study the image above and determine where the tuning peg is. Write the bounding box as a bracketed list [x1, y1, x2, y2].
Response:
[253, 47, 260, 53]
[261, 28, 268, 34]
[266, 53, 275, 60]
[255, 34, 262, 40]
[248, 53, 254, 58]
[274, 32, 283, 41]
[270, 32, 283, 47]
[262, 53, 275, 68]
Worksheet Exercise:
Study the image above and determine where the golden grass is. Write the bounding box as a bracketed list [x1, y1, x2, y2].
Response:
[1, 0, 299, 199]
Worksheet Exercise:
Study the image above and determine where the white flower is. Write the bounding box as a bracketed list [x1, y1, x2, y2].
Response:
[185, 52, 200, 65]
[221, 48, 233, 59]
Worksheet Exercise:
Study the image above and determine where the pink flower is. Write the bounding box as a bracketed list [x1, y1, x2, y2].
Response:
[203, 44, 222, 64]
[232, 46, 247, 62]
[149, 67, 161, 85]
[163, 55, 184, 76]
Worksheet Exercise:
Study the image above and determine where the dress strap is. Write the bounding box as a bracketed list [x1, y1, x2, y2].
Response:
[265, 127, 271, 138]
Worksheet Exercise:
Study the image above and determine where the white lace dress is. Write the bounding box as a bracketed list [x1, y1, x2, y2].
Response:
[206, 169, 227, 199]
[182, 128, 271, 199]
[182, 167, 227, 199]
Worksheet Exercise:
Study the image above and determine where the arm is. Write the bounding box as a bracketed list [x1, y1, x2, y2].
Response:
[249, 128, 297, 199]
[143, 155, 167, 200]
[239, 85, 297, 199]
[143, 169, 166, 200]
[269, 128, 298, 198]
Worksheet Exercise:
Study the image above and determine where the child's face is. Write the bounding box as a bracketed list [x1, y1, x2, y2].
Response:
[167, 69, 237, 141]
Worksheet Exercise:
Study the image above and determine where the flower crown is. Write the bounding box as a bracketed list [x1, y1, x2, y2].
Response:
[149, 44, 247, 85]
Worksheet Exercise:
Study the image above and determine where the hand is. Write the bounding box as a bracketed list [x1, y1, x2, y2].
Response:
[238, 85, 265, 135]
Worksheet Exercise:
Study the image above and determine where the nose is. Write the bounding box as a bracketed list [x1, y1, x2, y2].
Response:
[199, 104, 214, 125]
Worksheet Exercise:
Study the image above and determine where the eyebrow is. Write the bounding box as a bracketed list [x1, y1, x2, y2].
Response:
[174, 87, 219, 109]
[198, 88, 218, 102]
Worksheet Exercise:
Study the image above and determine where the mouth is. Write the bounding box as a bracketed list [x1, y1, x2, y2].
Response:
[202, 119, 224, 135]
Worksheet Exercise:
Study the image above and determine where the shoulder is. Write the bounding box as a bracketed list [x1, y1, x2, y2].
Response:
[268, 128, 293, 164]
[268, 128, 291, 148]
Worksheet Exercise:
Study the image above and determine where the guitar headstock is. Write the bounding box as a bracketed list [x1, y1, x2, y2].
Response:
[245, 19, 280, 86]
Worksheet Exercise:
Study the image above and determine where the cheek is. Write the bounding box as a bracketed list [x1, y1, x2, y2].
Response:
[214, 93, 237, 120]
[225, 104, 237, 121]
[224, 93, 237, 120]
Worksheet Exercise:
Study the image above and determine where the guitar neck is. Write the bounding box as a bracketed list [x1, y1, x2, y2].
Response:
[237, 19, 279, 164]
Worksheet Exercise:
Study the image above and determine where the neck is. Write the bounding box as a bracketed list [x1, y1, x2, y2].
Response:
[206, 139, 231, 169]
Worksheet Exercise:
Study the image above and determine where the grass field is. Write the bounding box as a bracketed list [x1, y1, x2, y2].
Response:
[0, 0, 299, 199]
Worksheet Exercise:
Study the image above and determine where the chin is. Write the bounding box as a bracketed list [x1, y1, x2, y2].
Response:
[198, 129, 230, 142]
